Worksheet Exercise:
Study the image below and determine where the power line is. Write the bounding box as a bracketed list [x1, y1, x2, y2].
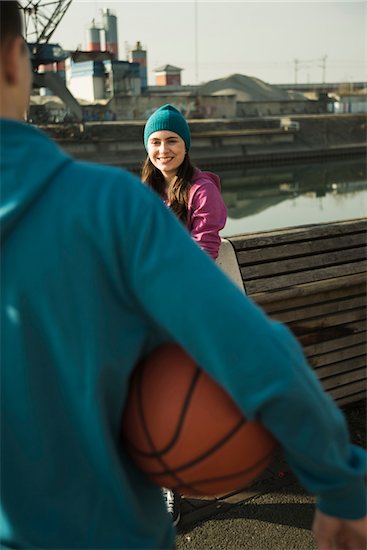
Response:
[294, 55, 328, 84]
[194, 0, 199, 84]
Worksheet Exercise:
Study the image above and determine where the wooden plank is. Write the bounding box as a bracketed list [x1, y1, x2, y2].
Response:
[297, 320, 366, 347]
[268, 295, 365, 324]
[314, 356, 366, 380]
[229, 219, 367, 251]
[240, 247, 366, 279]
[303, 330, 366, 357]
[244, 261, 366, 293]
[336, 392, 366, 406]
[237, 233, 366, 265]
[311, 345, 366, 371]
[321, 366, 366, 391]
[257, 284, 365, 314]
[328, 380, 366, 401]
[287, 307, 366, 336]
[230, 221, 366, 249]
[252, 274, 366, 304]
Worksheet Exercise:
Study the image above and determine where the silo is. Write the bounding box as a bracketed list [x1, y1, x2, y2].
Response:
[101, 9, 118, 58]
[131, 41, 147, 89]
[86, 20, 101, 52]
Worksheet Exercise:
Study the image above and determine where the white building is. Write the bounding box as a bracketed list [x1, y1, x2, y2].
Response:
[65, 58, 141, 102]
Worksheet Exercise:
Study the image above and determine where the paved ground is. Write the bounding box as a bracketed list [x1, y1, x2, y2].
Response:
[175, 399, 366, 550]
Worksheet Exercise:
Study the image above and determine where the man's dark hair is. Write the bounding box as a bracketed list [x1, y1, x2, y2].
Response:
[0, 1, 22, 45]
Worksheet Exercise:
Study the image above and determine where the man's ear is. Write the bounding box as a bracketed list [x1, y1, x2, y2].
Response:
[1, 36, 24, 85]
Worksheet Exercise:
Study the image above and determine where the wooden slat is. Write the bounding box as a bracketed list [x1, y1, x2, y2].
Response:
[311, 345, 366, 372]
[244, 261, 366, 293]
[268, 295, 365, 324]
[321, 366, 366, 391]
[240, 248, 366, 280]
[303, 330, 366, 357]
[231, 223, 365, 249]
[252, 273, 366, 304]
[237, 233, 366, 265]
[335, 392, 366, 406]
[256, 283, 365, 314]
[297, 320, 366, 347]
[287, 307, 366, 336]
[229, 219, 367, 251]
[320, 367, 366, 393]
[327, 379, 366, 400]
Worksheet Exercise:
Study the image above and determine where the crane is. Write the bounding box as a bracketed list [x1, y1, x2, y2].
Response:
[19, 0, 83, 122]
[22, 0, 72, 46]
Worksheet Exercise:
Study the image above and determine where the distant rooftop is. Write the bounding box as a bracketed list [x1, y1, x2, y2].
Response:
[198, 73, 305, 102]
[146, 85, 197, 95]
[71, 50, 115, 63]
[154, 64, 183, 73]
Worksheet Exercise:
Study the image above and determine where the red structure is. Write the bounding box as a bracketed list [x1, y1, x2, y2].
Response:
[154, 65, 182, 86]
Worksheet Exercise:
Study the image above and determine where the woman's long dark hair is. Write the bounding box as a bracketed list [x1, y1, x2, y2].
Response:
[141, 154, 195, 224]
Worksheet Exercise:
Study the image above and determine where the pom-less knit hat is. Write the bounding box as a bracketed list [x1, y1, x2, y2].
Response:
[144, 104, 191, 152]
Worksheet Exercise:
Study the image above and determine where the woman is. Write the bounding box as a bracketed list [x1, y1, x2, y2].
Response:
[142, 104, 227, 260]
[142, 105, 227, 525]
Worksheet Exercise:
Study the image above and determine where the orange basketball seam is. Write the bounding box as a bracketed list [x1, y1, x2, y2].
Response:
[173, 444, 277, 486]
[132, 358, 203, 487]
[170, 446, 277, 495]
[126, 364, 201, 455]
[129, 416, 246, 470]
[159, 416, 246, 473]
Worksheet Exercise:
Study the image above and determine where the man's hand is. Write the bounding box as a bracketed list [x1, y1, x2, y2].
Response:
[313, 509, 367, 549]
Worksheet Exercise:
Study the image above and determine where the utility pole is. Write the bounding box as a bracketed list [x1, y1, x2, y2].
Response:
[321, 55, 327, 83]
[294, 58, 299, 84]
[194, 0, 199, 84]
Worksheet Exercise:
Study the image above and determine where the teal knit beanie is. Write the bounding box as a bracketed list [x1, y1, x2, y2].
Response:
[144, 104, 191, 152]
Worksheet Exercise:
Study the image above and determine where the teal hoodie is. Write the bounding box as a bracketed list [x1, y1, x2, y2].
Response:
[1, 120, 366, 549]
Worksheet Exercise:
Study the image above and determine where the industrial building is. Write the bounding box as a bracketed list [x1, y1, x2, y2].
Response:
[66, 59, 141, 102]
[29, 6, 366, 123]
[63, 9, 147, 102]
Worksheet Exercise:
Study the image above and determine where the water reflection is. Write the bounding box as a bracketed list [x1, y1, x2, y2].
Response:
[218, 157, 367, 236]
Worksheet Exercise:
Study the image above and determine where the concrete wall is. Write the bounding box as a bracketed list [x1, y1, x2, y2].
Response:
[105, 96, 325, 121]
[108, 95, 237, 120]
[237, 100, 328, 117]
[43, 114, 366, 172]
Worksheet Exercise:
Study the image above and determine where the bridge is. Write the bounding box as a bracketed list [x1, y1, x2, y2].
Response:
[274, 82, 366, 94]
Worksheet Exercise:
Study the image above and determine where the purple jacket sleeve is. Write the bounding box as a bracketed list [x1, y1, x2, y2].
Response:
[187, 172, 227, 260]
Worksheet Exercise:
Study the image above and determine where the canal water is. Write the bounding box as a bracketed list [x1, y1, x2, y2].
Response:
[218, 156, 367, 237]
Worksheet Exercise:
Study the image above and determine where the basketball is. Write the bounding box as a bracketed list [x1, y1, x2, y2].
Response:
[121, 343, 277, 496]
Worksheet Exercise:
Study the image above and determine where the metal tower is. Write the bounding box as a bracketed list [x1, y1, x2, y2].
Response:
[20, 0, 83, 122]
[21, 0, 73, 47]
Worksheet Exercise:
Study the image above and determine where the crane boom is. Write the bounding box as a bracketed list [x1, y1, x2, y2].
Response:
[21, 0, 73, 45]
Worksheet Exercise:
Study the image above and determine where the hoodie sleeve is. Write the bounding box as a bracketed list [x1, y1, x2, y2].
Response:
[187, 176, 227, 260]
[121, 180, 366, 521]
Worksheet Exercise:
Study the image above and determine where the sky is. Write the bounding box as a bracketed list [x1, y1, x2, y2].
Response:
[48, 0, 366, 86]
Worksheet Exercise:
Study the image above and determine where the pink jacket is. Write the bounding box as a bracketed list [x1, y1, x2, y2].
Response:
[187, 169, 227, 260]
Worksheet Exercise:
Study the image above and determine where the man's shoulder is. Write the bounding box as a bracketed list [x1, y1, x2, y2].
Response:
[66, 158, 139, 185]
[59, 158, 161, 216]
[60, 158, 146, 200]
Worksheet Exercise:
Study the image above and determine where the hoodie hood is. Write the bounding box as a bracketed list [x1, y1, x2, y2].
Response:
[187, 167, 226, 260]
[0, 119, 71, 241]
[192, 167, 221, 191]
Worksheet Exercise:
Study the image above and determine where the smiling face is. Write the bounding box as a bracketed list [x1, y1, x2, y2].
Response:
[147, 130, 186, 181]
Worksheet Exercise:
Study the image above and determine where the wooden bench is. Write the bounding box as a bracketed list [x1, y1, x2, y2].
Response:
[218, 218, 366, 406]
